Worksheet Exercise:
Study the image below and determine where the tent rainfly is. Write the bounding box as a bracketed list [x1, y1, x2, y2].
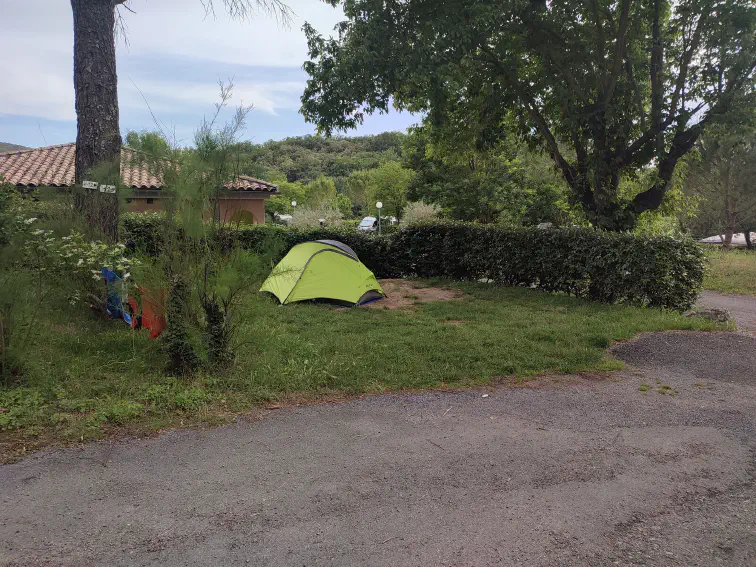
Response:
[260, 240, 385, 306]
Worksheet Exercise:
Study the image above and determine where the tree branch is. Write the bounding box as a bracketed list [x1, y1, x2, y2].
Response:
[523, 100, 578, 187]
[201, 0, 292, 26]
[571, 127, 595, 211]
[631, 124, 704, 213]
[591, 0, 607, 76]
[613, 104, 703, 169]
[669, 11, 708, 119]
[650, 0, 664, 158]
[477, 44, 578, 188]
[604, 0, 631, 106]
[624, 49, 645, 130]
[518, 19, 590, 103]
[630, 54, 756, 215]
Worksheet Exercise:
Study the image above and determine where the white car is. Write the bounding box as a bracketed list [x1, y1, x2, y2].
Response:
[357, 216, 378, 232]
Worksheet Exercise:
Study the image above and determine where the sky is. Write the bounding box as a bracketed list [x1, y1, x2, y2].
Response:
[0, 0, 418, 149]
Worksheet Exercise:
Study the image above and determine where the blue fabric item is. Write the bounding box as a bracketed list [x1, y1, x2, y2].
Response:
[101, 267, 131, 324]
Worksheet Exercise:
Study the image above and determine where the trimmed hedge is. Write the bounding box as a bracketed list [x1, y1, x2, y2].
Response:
[388, 223, 704, 311]
[122, 215, 704, 311]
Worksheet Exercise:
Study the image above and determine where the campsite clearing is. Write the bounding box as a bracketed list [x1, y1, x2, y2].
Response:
[363, 278, 465, 309]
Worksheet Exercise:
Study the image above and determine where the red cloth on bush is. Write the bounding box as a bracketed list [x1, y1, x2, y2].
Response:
[137, 287, 167, 339]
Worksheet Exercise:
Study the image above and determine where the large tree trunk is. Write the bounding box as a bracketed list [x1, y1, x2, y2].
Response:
[71, 0, 121, 241]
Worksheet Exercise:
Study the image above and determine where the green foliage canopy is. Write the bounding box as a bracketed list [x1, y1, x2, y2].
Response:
[683, 126, 756, 244]
[403, 125, 579, 225]
[302, 0, 756, 230]
[238, 132, 406, 183]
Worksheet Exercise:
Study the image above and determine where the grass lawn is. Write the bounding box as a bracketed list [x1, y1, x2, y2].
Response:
[704, 247, 756, 296]
[0, 280, 719, 460]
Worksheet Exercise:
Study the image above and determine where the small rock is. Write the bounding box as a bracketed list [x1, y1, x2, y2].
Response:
[687, 308, 731, 323]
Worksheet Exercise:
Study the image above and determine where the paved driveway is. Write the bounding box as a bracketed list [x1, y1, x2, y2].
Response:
[2, 330, 756, 566]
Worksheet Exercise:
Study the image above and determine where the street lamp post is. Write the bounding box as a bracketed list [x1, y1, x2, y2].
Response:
[376, 201, 383, 234]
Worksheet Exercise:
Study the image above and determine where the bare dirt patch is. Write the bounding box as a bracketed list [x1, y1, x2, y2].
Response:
[366, 278, 466, 309]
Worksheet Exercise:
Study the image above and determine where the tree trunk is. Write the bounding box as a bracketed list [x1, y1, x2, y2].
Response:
[723, 227, 734, 249]
[745, 229, 753, 250]
[71, 0, 121, 241]
[722, 163, 734, 249]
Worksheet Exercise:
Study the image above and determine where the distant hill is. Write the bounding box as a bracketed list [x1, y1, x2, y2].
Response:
[0, 142, 29, 154]
[240, 133, 407, 183]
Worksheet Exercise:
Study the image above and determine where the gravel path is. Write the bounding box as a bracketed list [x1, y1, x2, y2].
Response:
[698, 290, 756, 333]
[2, 331, 756, 566]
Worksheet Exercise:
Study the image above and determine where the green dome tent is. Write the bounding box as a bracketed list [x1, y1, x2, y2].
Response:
[260, 240, 385, 306]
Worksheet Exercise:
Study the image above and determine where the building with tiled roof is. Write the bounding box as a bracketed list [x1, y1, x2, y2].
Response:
[0, 143, 279, 224]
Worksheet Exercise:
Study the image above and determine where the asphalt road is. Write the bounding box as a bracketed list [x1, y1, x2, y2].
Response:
[698, 290, 756, 333]
[2, 329, 756, 567]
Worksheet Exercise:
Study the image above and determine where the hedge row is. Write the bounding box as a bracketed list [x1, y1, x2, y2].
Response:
[122, 214, 705, 311]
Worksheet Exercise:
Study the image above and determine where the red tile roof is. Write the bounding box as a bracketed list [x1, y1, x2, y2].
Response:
[0, 143, 75, 187]
[0, 143, 278, 193]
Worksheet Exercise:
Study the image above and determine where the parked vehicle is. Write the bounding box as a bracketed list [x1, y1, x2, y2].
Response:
[357, 216, 378, 232]
[273, 212, 293, 226]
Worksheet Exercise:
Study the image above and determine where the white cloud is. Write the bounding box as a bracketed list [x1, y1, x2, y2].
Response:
[120, 0, 343, 67]
[120, 77, 305, 116]
[0, 0, 343, 123]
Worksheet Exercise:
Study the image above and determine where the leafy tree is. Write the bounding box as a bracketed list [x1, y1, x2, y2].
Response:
[124, 130, 172, 155]
[304, 175, 338, 207]
[266, 178, 307, 218]
[343, 170, 373, 216]
[402, 201, 442, 225]
[334, 193, 354, 218]
[403, 125, 578, 225]
[302, 0, 756, 230]
[362, 161, 413, 218]
[683, 128, 756, 247]
[289, 204, 343, 228]
[343, 162, 413, 218]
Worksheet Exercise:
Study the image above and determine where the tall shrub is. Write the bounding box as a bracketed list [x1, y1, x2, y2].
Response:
[129, 82, 273, 373]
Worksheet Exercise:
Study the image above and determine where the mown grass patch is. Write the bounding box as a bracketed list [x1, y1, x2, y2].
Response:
[0, 280, 719, 460]
[704, 247, 756, 296]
